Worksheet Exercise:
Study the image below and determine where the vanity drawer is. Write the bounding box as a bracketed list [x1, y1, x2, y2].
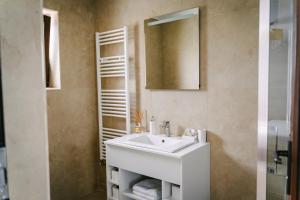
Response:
[106, 144, 181, 184]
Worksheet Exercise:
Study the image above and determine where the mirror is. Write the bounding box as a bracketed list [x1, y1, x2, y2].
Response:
[144, 8, 200, 90]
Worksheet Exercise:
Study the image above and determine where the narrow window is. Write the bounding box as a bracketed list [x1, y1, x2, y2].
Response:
[43, 9, 61, 90]
[43, 15, 51, 87]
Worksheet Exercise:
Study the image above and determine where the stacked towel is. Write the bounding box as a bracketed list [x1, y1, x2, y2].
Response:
[132, 179, 162, 200]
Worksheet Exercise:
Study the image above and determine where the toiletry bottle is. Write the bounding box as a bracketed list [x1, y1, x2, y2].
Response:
[150, 116, 156, 134]
[197, 129, 207, 143]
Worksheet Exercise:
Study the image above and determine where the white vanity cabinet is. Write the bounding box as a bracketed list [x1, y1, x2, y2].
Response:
[105, 136, 210, 200]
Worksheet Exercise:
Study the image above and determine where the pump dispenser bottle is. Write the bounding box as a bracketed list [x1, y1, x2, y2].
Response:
[150, 116, 157, 134]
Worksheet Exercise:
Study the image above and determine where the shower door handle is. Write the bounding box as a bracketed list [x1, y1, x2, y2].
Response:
[273, 140, 292, 195]
[273, 136, 289, 165]
[273, 149, 288, 164]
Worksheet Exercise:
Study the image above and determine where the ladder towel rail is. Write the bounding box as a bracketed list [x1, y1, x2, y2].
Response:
[96, 27, 131, 161]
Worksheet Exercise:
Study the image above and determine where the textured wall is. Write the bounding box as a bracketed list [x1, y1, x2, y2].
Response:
[43, 0, 99, 199]
[0, 0, 50, 199]
[95, 0, 259, 199]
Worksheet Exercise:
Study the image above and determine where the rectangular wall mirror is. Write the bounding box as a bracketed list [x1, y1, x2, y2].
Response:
[144, 8, 200, 90]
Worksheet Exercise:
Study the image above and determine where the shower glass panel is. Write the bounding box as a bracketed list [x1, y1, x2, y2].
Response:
[267, 0, 295, 199]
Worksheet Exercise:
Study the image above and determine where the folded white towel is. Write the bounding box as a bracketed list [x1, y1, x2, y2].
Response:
[132, 179, 161, 198]
[133, 188, 162, 199]
[133, 190, 161, 200]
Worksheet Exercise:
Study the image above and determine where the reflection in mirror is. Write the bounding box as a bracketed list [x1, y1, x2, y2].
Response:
[144, 8, 200, 90]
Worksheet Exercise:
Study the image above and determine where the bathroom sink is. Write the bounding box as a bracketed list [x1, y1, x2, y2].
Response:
[124, 134, 195, 153]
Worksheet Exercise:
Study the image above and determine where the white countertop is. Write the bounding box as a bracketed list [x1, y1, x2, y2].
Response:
[105, 133, 209, 159]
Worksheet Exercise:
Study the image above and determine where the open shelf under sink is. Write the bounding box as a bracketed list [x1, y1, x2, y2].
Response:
[106, 141, 210, 199]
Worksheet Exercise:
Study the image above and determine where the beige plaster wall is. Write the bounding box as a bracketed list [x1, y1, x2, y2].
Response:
[95, 0, 259, 199]
[0, 0, 50, 199]
[43, 0, 99, 199]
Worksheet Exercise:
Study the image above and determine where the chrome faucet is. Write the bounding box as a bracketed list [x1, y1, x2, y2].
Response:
[160, 121, 171, 137]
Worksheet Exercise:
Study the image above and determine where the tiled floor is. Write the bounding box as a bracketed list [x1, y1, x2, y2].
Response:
[81, 191, 106, 200]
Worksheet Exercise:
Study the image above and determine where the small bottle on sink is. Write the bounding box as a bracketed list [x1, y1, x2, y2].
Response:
[150, 116, 157, 135]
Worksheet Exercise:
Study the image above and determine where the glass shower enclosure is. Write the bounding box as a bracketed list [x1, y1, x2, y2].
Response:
[266, 0, 295, 199]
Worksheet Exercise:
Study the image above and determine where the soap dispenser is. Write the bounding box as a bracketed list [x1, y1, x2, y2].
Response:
[149, 116, 157, 134]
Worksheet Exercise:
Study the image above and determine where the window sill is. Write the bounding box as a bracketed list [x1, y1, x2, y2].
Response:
[46, 87, 61, 91]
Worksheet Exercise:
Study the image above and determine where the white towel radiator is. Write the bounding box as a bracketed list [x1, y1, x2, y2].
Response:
[95, 27, 130, 160]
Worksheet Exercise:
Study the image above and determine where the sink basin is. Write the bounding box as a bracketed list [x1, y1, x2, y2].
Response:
[124, 134, 195, 153]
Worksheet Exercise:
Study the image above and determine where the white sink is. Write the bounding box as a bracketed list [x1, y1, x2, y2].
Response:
[124, 134, 195, 153]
